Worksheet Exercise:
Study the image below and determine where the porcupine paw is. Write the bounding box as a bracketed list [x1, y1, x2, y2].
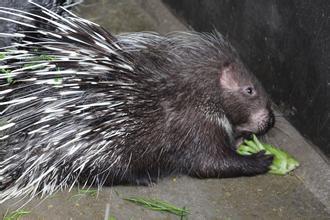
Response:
[243, 150, 274, 176]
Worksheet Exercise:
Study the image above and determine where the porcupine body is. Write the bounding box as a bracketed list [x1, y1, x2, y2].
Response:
[0, 2, 275, 202]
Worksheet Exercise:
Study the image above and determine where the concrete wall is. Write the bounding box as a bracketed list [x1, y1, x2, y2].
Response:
[163, 0, 330, 157]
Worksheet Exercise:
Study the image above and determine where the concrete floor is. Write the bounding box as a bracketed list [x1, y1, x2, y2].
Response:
[1, 0, 329, 219]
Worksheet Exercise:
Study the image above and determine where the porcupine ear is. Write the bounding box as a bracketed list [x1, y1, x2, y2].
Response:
[219, 62, 240, 91]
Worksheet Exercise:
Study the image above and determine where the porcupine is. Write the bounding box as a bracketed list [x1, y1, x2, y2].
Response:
[0, 1, 275, 202]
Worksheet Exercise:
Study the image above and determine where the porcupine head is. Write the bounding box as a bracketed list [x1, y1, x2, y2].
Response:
[125, 32, 277, 182]
[218, 61, 275, 141]
[161, 33, 275, 145]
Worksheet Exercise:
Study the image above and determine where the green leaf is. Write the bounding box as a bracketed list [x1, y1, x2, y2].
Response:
[71, 188, 98, 199]
[237, 145, 255, 155]
[53, 77, 63, 84]
[123, 196, 189, 217]
[237, 135, 299, 175]
[243, 140, 260, 151]
[0, 52, 6, 60]
[252, 134, 266, 151]
[0, 68, 14, 84]
[3, 209, 30, 220]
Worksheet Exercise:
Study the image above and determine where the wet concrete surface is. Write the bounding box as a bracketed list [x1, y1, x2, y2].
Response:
[1, 0, 329, 219]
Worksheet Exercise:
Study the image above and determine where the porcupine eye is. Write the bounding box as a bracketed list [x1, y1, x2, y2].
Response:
[244, 86, 255, 96]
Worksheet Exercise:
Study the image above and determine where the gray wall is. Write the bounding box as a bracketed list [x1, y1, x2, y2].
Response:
[163, 0, 329, 157]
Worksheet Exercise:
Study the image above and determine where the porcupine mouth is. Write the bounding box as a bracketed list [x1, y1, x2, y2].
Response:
[234, 117, 275, 148]
[236, 110, 275, 136]
[234, 130, 252, 146]
[235, 123, 270, 141]
[234, 108, 275, 141]
[234, 130, 267, 149]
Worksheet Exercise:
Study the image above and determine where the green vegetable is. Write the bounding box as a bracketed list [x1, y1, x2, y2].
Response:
[71, 188, 98, 199]
[77, 188, 98, 197]
[3, 209, 30, 220]
[23, 54, 55, 69]
[0, 68, 14, 84]
[1, 52, 57, 84]
[0, 52, 6, 60]
[123, 196, 188, 217]
[237, 135, 299, 175]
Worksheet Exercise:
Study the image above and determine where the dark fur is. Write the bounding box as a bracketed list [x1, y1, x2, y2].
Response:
[0, 6, 275, 198]
[91, 32, 276, 185]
